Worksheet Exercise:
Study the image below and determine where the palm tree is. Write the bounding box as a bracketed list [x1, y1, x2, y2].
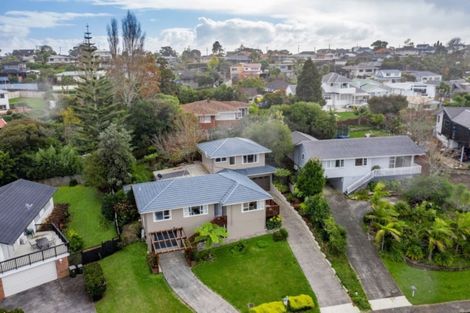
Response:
[425, 218, 455, 261]
[454, 213, 470, 253]
[195, 222, 228, 249]
[365, 200, 399, 226]
[374, 221, 404, 251]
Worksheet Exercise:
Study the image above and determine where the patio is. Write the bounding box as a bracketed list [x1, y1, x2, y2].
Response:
[153, 161, 208, 180]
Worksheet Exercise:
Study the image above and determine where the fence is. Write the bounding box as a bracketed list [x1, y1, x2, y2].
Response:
[70, 238, 121, 265]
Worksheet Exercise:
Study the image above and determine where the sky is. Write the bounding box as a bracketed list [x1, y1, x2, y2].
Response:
[0, 0, 469, 55]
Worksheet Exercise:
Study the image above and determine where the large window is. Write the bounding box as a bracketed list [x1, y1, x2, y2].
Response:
[183, 205, 208, 217]
[243, 154, 258, 164]
[389, 156, 412, 168]
[355, 158, 367, 166]
[242, 201, 264, 212]
[154, 210, 171, 222]
[335, 159, 344, 168]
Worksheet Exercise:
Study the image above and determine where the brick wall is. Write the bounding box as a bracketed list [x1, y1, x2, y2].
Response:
[55, 257, 69, 279]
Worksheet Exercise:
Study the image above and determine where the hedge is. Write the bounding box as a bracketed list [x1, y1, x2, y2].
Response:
[84, 262, 107, 301]
[249, 301, 286, 313]
[288, 294, 314, 311]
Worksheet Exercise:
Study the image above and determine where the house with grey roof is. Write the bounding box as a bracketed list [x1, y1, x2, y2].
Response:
[291, 132, 424, 194]
[406, 71, 442, 84]
[322, 72, 370, 110]
[374, 69, 402, 83]
[198, 137, 275, 191]
[0, 179, 69, 300]
[436, 107, 470, 157]
[132, 170, 275, 253]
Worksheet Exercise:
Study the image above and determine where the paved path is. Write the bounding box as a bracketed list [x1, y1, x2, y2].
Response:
[374, 300, 470, 313]
[271, 189, 359, 313]
[159, 252, 238, 313]
[1, 277, 95, 313]
[324, 188, 411, 311]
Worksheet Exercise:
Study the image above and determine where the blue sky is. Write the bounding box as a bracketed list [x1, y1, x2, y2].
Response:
[1, 0, 469, 54]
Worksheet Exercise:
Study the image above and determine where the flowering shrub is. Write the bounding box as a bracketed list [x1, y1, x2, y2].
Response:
[266, 215, 282, 230]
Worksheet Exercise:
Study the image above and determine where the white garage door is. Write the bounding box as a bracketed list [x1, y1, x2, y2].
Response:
[3, 261, 58, 297]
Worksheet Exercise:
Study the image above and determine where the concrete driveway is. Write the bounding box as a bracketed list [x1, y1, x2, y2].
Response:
[0, 277, 95, 313]
[374, 300, 470, 313]
[325, 188, 406, 307]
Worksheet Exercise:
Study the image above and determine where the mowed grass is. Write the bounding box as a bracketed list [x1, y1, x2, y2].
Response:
[193, 235, 319, 313]
[54, 185, 116, 248]
[335, 111, 357, 121]
[349, 127, 390, 138]
[10, 97, 49, 118]
[383, 257, 470, 305]
[96, 243, 191, 313]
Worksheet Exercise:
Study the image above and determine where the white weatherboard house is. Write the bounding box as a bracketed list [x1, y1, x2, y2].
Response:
[322, 72, 369, 110]
[291, 132, 424, 194]
[0, 90, 10, 111]
[0, 179, 69, 300]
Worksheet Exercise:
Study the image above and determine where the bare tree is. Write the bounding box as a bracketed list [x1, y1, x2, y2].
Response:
[122, 10, 145, 58]
[107, 18, 119, 59]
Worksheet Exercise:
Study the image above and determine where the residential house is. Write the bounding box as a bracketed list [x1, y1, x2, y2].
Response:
[350, 79, 392, 97]
[0, 179, 69, 300]
[374, 69, 402, 83]
[342, 61, 381, 78]
[224, 54, 251, 64]
[47, 55, 77, 65]
[266, 79, 289, 93]
[322, 72, 369, 110]
[415, 44, 435, 54]
[291, 132, 424, 194]
[1, 62, 27, 81]
[11, 49, 36, 63]
[198, 137, 275, 191]
[286, 85, 297, 97]
[384, 82, 436, 98]
[435, 107, 470, 156]
[394, 47, 419, 57]
[272, 62, 295, 78]
[230, 63, 262, 81]
[0, 90, 10, 111]
[181, 100, 249, 129]
[406, 71, 442, 84]
[293, 51, 316, 61]
[448, 79, 470, 95]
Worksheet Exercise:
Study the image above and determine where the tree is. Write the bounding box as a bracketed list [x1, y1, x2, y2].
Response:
[242, 117, 293, 165]
[296, 59, 323, 104]
[368, 95, 408, 115]
[447, 37, 462, 50]
[159, 46, 177, 57]
[212, 41, 223, 55]
[425, 218, 455, 261]
[237, 77, 265, 91]
[374, 221, 403, 251]
[449, 93, 470, 107]
[0, 119, 56, 155]
[296, 159, 325, 198]
[404, 38, 414, 48]
[107, 18, 119, 58]
[0, 151, 16, 185]
[35, 45, 56, 64]
[400, 106, 434, 145]
[454, 213, 470, 254]
[157, 57, 177, 95]
[84, 124, 135, 191]
[127, 95, 180, 157]
[371, 40, 388, 50]
[404, 176, 452, 206]
[195, 222, 228, 249]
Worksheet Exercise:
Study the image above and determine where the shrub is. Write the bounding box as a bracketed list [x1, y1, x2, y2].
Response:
[433, 252, 455, 267]
[266, 215, 282, 230]
[350, 188, 369, 201]
[25, 145, 83, 180]
[324, 216, 347, 255]
[146, 253, 159, 269]
[304, 194, 330, 227]
[404, 176, 452, 206]
[114, 200, 139, 228]
[295, 159, 325, 199]
[288, 294, 315, 311]
[84, 263, 107, 301]
[274, 182, 289, 194]
[0, 309, 24, 313]
[101, 191, 127, 221]
[273, 228, 289, 241]
[69, 178, 79, 186]
[195, 249, 212, 262]
[249, 301, 286, 313]
[121, 221, 141, 245]
[66, 229, 84, 252]
[405, 244, 425, 261]
[230, 240, 248, 255]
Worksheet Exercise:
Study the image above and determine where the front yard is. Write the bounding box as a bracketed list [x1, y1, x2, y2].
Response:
[96, 243, 191, 313]
[383, 257, 470, 305]
[192, 235, 319, 313]
[54, 185, 116, 248]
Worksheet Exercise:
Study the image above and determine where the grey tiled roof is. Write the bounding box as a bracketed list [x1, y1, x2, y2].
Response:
[0, 179, 56, 245]
[443, 107, 470, 128]
[227, 165, 276, 177]
[300, 136, 424, 160]
[322, 72, 351, 84]
[132, 170, 272, 213]
[198, 137, 271, 158]
[292, 131, 318, 145]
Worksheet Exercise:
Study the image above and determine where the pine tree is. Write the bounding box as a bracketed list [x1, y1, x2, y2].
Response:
[296, 58, 324, 104]
[73, 26, 124, 152]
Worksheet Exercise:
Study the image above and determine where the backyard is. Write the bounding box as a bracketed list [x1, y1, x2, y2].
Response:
[96, 243, 191, 313]
[192, 235, 319, 313]
[54, 185, 116, 248]
[383, 257, 470, 305]
[9, 97, 50, 119]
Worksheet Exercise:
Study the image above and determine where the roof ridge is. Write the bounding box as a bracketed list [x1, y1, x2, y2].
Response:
[220, 180, 239, 204]
[211, 138, 229, 155]
[142, 179, 176, 211]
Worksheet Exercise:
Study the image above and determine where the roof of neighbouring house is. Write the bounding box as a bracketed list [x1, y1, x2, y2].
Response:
[132, 170, 272, 213]
[181, 99, 249, 116]
[0, 179, 56, 245]
[291, 131, 318, 145]
[322, 72, 351, 84]
[298, 136, 424, 160]
[407, 70, 441, 78]
[443, 106, 470, 128]
[197, 137, 271, 158]
[266, 79, 289, 91]
[225, 165, 276, 177]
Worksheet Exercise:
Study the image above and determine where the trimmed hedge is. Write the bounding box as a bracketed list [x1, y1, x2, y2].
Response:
[288, 294, 315, 311]
[84, 262, 107, 301]
[272, 228, 289, 241]
[249, 301, 286, 313]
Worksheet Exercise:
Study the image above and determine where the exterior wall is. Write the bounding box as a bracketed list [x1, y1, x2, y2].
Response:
[0, 91, 10, 110]
[439, 111, 470, 148]
[55, 257, 69, 279]
[322, 157, 392, 179]
[226, 202, 266, 239]
[204, 153, 266, 173]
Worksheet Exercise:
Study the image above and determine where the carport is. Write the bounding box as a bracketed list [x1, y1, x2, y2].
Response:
[150, 228, 187, 254]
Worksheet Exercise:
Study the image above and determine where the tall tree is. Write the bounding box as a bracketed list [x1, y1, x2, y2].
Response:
[157, 56, 177, 95]
[121, 10, 145, 58]
[371, 40, 388, 50]
[425, 218, 455, 261]
[295, 159, 325, 198]
[212, 41, 223, 55]
[107, 18, 119, 59]
[296, 58, 323, 104]
[159, 46, 177, 57]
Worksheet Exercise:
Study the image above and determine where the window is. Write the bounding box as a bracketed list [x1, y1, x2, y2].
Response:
[199, 116, 211, 124]
[389, 156, 412, 168]
[242, 201, 264, 212]
[243, 154, 258, 164]
[335, 159, 344, 168]
[215, 157, 227, 163]
[229, 156, 235, 165]
[355, 158, 367, 166]
[0, 94, 4, 99]
[154, 210, 171, 221]
[184, 205, 208, 217]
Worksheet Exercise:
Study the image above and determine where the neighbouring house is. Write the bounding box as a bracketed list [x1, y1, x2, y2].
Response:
[350, 79, 392, 97]
[1, 62, 27, 81]
[0, 89, 10, 111]
[374, 69, 402, 83]
[230, 63, 262, 81]
[266, 79, 289, 93]
[342, 61, 381, 78]
[239, 87, 260, 102]
[291, 132, 424, 194]
[0, 179, 69, 300]
[47, 55, 77, 65]
[415, 44, 435, 54]
[181, 99, 249, 130]
[435, 107, 470, 158]
[322, 72, 369, 110]
[448, 79, 470, 95]
[55, 70, 106, 83]
[406, 71, 442, 84]
[198, 137, 276, 191]
[384, 82, 436, 98]
[272, 62, 295, 78]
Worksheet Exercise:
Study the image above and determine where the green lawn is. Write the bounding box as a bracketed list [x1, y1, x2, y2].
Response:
[54, 185, 116, 248]
[349, 127, 390, 138]
[335, 111, 357, 121]
[96, 243, 191, 313]
[9, 97, 49, 119]
[193, 235, 319, 313]
[383, 257, 470, 305]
